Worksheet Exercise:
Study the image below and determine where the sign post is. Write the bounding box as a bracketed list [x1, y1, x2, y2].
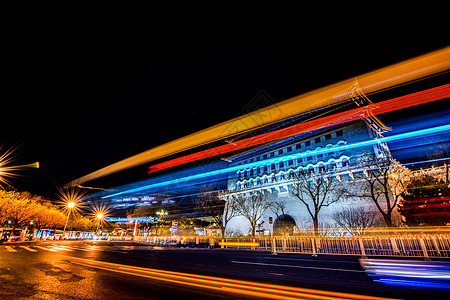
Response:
[269, 217, 276, 255]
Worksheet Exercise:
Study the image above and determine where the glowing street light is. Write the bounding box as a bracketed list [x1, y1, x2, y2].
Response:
[156, 210, 167, 216]
[96, 212, 104, 231]
[156, 209, 168, 221]
[58, 186, 86, 237]
[63, 201, 76, 234]
[90, 201, 111, 234]
[0, 145, 39, 188]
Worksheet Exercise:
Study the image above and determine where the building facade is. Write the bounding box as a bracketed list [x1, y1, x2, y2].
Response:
[221, 119, 394, 236]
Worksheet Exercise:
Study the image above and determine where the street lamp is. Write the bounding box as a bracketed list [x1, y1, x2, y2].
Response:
[156, 209, 168, 220]
[63, 201, 76, 234]
[96, 212, 104, 231]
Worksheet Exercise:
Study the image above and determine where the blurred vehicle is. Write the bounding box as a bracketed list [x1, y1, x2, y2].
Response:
[34, 229, 58, 240]
[94, 230, 109, 240]
[124, 229, 134, 240]
[111, 228, 125, 240]
[0, 228, 22, 242]
[110, 228, 134, 240]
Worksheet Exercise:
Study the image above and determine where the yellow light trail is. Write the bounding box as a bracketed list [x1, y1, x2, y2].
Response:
[72, 47, 450, 185]
[64, 255, 399, 300]
[218, 242, 260, 247]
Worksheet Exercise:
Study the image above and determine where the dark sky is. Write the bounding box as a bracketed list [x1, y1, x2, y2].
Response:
[1, 13, 448, 198]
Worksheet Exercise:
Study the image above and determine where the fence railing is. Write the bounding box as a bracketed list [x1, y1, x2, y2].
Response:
[134, 234, 450, 258]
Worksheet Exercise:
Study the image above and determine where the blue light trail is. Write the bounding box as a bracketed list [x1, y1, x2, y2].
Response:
[102, 124, 450, 199]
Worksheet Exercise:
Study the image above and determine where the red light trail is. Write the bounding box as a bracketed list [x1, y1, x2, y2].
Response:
[148, 84, 450, 173]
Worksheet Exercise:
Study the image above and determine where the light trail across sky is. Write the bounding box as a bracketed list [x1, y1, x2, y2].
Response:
[148, 84, 450, 173]
[102, 124, 450, 199]
[72, 47, 450, 185]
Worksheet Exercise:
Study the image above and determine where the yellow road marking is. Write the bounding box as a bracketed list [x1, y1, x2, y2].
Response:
[4, 245, 17, 252]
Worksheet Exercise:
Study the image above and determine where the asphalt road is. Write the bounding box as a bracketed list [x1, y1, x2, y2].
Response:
[0, 240, 448, 299]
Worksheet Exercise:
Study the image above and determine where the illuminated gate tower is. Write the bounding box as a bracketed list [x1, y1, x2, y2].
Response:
[220, 117, 393, 236]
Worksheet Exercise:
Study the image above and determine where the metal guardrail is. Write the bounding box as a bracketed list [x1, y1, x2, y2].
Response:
[134, 234, 450, 258]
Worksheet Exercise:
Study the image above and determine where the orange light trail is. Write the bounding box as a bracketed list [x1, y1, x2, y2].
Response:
[148, 84, 450, 173]
[65, 255, 399, 300]
[71, 47, 450, 185]
[218, 242, 260, 247]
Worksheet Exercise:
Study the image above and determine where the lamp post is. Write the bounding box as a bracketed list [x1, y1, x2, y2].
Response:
[63, 201, 75, 235]
[96, 213, 104, 231]
[156, 210, 168, 236]
[156, 209, 168, 221]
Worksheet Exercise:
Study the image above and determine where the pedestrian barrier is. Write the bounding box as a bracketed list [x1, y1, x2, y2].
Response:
[134, 234, 450, 258]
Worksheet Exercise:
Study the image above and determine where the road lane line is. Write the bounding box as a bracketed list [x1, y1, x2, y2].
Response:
[4, 246, 17, 252]
[35, 246, 56, 252]
[55, 245, 80, 251]
[69, 246, 91, 251]
[265, 256, 362, 265]
[231, 260, 365, 273]
[52, 247, 73, 251]
[62, 255, 398, 300]
[20, 246, 37, 252]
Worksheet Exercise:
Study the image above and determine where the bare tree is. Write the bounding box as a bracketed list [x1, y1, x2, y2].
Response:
[197, 190, 238, 238]
[290, 171, 344, 236]
[270, 200, 288, 236]
[332, 207, 377, 236]
[353, 155, 411, 227]
[233, 191, 270, 238]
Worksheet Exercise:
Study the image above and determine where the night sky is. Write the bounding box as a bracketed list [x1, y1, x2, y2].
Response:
[1, 13, 448, 199]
